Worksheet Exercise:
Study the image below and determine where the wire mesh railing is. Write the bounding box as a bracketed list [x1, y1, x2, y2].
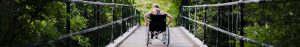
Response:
[31, 0, 140, 47]
[178, 0, 275, 47]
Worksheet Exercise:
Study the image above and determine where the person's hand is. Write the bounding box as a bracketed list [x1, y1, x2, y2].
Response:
[144, 22, 148, 26]
[167, 22, 170, 26]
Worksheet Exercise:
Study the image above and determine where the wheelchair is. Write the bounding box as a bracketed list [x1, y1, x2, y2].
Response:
[145, 19, 170, 46]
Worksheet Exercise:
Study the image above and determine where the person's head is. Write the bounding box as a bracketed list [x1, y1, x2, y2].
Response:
[152, 4, 160, 10]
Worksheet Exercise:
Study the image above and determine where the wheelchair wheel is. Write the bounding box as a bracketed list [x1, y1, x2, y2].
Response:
[162, 26, 170, 46]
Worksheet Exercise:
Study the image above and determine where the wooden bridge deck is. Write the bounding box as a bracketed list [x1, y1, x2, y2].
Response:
[116, 27, 207, 47]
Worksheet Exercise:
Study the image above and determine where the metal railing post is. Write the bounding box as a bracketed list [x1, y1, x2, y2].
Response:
[94, 3, 100, 46]
[135, 6, 140, 26]
[185, 7, 187, 28]
[193, 7, 197, 36]
[182, 7, 185, 27]
[217, 3, 221, 47]
[203, 6, 207, 43]
[121, 6, 123, 36]
[65, 2, 71, 47]
[111, 4, 115, 43]
[188, 7, 192, 31]
[239, 2, 245, 47]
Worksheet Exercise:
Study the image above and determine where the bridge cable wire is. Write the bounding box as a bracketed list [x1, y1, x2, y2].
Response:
[67, 0, 133, 6]
[183, 0, 273, 7]
[181, 16, 273, 47]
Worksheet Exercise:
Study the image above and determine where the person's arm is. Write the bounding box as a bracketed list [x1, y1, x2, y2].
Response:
[166, 13, 173, 25]
[144, 11, 151, 26]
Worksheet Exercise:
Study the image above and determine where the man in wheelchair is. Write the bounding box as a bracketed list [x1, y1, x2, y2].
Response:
[144, 4, 173, 39]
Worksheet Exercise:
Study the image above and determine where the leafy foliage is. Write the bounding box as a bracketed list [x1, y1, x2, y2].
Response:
[0, 0, 136, 47]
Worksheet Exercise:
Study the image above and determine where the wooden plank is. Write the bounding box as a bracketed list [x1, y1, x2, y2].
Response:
[177, 27, 207, 47]
[106, 25, 139, 47]
[117, 27, 207, 47]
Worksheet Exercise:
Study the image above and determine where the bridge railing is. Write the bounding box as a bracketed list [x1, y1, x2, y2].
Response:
[31, 0, 140, 47]
[179, 0, 274, 47]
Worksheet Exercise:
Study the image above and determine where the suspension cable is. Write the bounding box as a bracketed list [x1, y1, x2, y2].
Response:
[182, 0, 273, 7]
[67, 0, 133, 6]
[181, 16, 273, 47]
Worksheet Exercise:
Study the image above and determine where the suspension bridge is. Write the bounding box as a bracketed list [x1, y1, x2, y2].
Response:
[31, 0, 275, 47]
